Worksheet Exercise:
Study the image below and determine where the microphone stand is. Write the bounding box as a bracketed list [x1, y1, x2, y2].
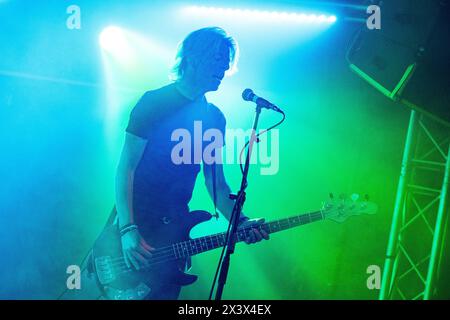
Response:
[214, 104, 263, 301]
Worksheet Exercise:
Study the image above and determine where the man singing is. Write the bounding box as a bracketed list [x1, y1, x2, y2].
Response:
[115, 27, 269, 299]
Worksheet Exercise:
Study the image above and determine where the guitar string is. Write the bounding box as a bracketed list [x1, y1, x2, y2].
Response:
[106, 217, 325, 277]
[105, 226, 259, 268]
[104, 215, 322, 270]
[100, 257, 179, 279]
[105, 214, 324, 267]
[112, 256, 178, 274]
[98, 205, 370, 280]
[105, 217, 311, 266]
[106, 224, 267, 265]
[98, 207, 375, 280]
[100, 212, 327, 277]
[107, 235, 231, 269]
[104, 207, 351, 269]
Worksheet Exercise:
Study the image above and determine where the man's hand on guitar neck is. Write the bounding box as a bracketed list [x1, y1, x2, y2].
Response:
[239, 217, 270, 244]
[121, 228, 155, 270]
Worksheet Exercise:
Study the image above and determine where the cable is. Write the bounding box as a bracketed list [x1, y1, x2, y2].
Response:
[239, 111, 286, 174]
[208, 109, 286, 299]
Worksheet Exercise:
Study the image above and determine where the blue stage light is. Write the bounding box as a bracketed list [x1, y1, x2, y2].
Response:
[184, 6, 337, 24]
[100, 26, 126, 52]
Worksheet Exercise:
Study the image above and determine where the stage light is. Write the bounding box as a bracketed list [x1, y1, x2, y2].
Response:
[184, 6, 337, 24]
[328, 15, 337, 23]
[99, 26, 126, 52]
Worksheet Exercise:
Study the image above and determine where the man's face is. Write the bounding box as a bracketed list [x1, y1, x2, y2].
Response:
[192, 41, 231, 93]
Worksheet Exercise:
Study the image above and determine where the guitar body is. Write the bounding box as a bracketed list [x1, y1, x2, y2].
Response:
[91, 210, 212, 300]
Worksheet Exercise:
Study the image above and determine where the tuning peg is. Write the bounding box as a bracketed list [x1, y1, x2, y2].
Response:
[329, 193, 334, 199]
[365, 194, 370, 201]
[351, 194, 360, 202]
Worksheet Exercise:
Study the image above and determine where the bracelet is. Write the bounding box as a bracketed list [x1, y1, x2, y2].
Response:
[119, 224, 138, 237]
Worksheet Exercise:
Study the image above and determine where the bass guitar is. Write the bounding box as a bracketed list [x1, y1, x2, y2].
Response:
[90, 193, 377, 300]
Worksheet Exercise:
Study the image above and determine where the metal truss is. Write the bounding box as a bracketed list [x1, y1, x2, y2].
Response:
[380, 110, 450, 300]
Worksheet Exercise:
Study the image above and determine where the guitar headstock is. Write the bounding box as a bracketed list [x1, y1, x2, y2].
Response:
[322, 193, 378, 223]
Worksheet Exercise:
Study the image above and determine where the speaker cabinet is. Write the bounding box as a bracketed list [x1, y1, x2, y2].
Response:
[347, 0, 450, 126]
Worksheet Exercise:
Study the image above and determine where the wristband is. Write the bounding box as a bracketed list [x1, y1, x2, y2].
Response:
[119, 224, 138, 237]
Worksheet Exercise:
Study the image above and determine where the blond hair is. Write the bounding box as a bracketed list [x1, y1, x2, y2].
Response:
[170, 27, 239, 81]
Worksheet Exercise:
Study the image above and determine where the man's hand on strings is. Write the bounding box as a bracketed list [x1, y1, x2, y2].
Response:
[121, 228, 155, 270]
[239, 217, 270, 244]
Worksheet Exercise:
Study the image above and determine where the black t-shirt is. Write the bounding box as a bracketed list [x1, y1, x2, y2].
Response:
[125, 83, 225, 229]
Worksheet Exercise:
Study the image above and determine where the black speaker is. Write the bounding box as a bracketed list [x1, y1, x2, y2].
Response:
[347, 0, 450, 126]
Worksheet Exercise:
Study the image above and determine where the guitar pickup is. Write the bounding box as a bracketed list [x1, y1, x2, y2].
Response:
[95, 256, 116, 285]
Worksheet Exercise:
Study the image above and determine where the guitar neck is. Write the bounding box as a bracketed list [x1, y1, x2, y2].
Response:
[171, 210, 324, 259]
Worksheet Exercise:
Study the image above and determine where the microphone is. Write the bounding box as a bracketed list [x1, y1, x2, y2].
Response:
[242, 89, 284, 113]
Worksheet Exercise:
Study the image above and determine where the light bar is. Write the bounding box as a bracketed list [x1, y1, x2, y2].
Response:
[184, 6, 337, 24]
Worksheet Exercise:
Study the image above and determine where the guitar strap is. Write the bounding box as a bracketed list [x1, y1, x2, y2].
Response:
[212, 159, 219, 220]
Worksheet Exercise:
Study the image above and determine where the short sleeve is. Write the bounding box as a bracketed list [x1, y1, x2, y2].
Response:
[126, 92, 157, 139]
